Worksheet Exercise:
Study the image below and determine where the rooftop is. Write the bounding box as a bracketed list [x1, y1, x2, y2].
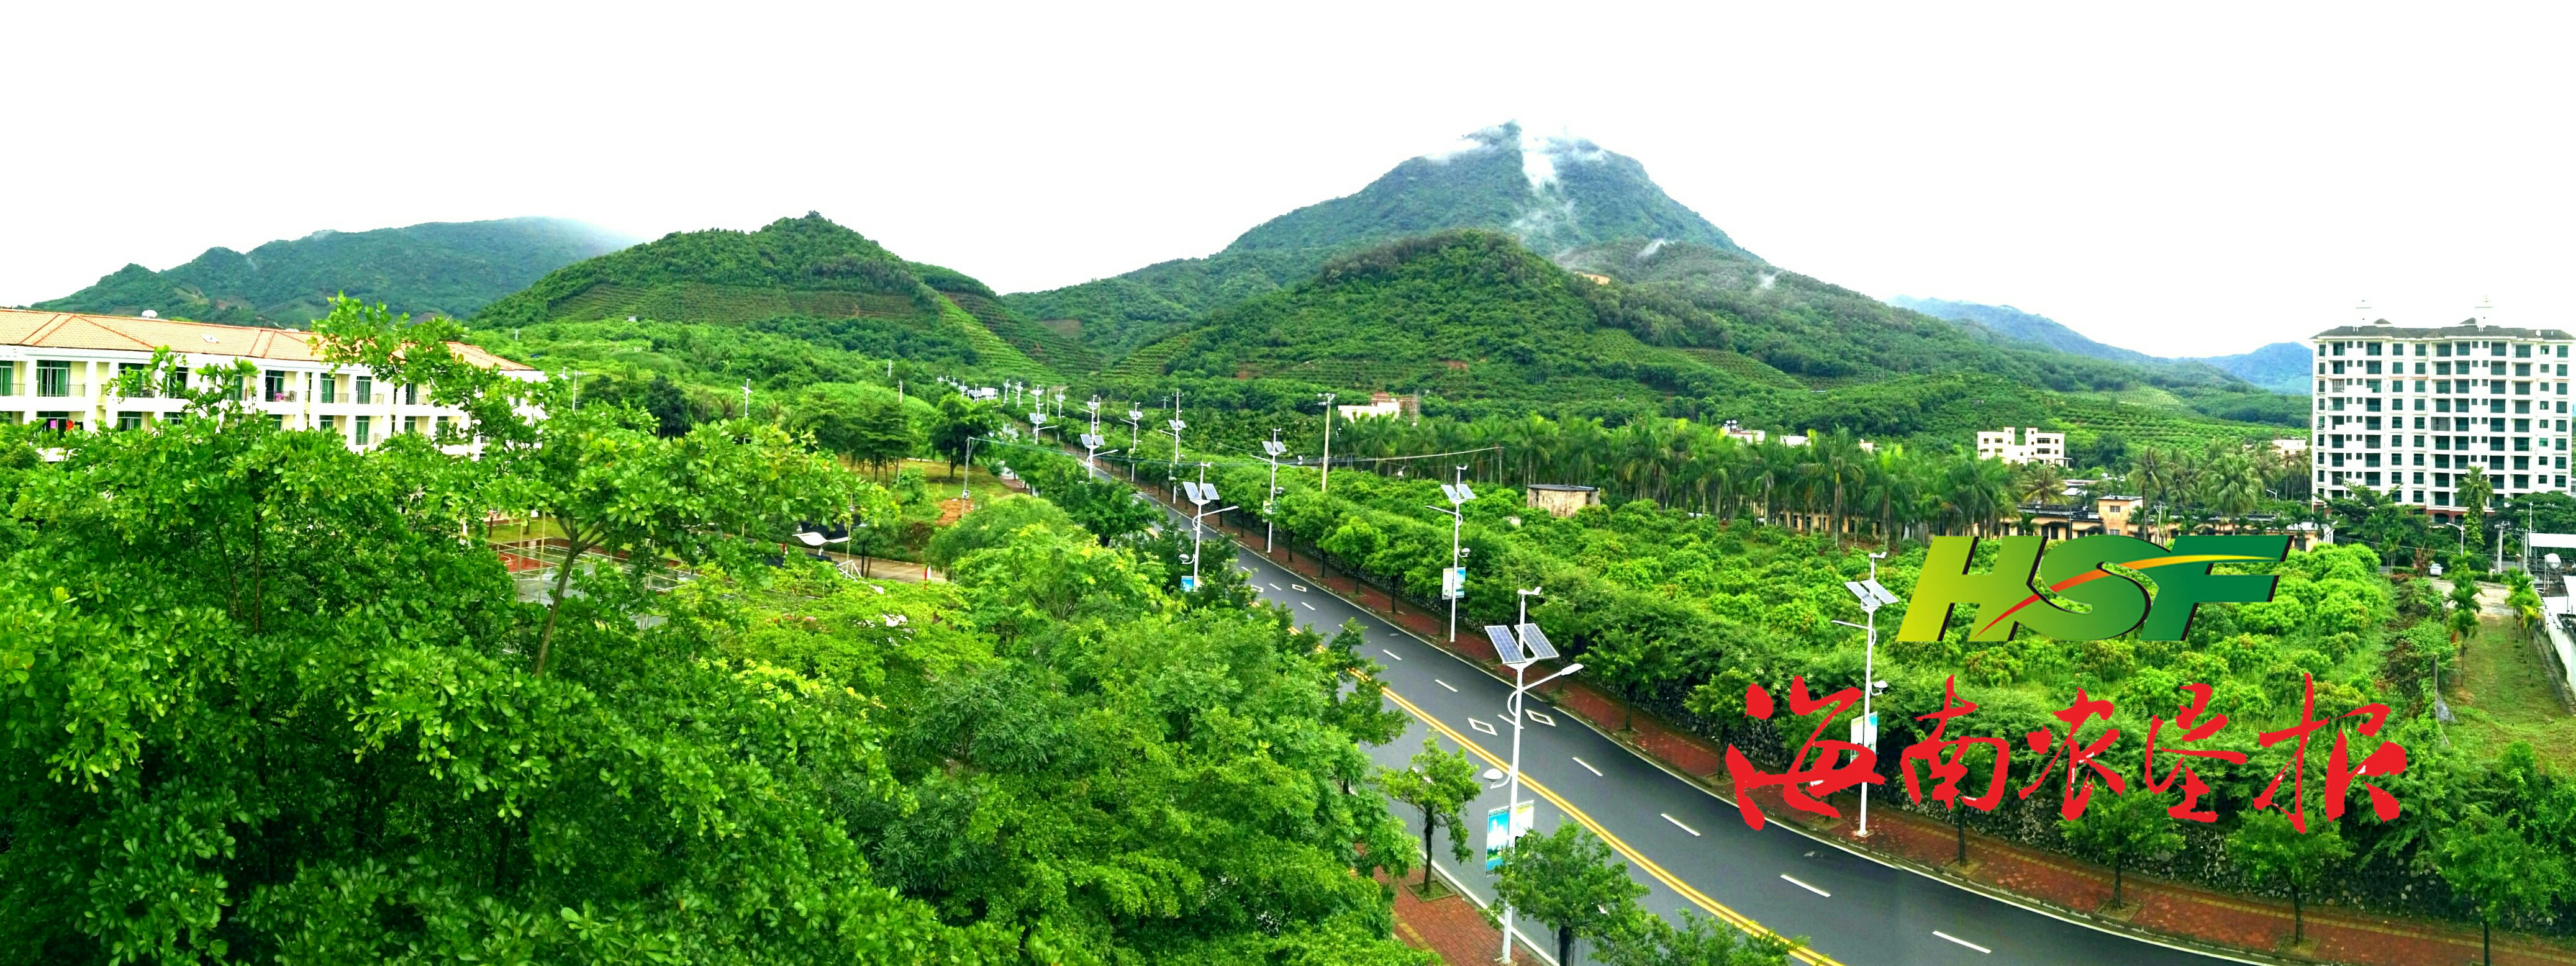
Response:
[0, 308, 532, 371]
[2312, 321, 2574, 340]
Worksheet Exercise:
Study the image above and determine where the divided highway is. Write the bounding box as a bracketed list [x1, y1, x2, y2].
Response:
[1215, 539, 2236, 966]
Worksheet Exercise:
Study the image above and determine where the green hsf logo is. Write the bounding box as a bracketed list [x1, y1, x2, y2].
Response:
[1895, 534, 2290, 643]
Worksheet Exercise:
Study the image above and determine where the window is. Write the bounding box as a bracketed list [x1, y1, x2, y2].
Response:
[37, 360, 70, 397]
[318, 414, 337, 433]
[319, 374, 337, 404]
[2367, 343, 2383, 356]
[356, 376, 373, 405]
[117, 412, 143, 431]
[2366, 361, 2382, 374]
[2519, 363, 2533, 377]
[265, 369, 291, 402]
[355, 415, 371, 445]
[404, 415, 419, 435]
[2495, 343, 2509, 356]
[2438, 343, 2453, 357]
[2518, 343, 2533, 358]
[403, 382, 417, 405]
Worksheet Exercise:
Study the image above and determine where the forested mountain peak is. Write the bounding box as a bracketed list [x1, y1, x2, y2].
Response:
[1005, 122, 1754, 360]
[1225, 122, 1753, 260]
[34, 216, 632, 328]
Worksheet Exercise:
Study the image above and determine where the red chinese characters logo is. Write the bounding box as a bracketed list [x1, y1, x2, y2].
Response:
[1719, 675, 2409, 831]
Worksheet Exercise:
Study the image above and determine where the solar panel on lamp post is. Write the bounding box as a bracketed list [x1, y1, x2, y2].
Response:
[1834, 552, 1897, 838]
[1180, 479, 1235, 592]
[1431, 467, 1476, 646]
[1261, 435, 1288, 553]
[1481, 617, 1572, 965]
[1125, 408, 1145, 479]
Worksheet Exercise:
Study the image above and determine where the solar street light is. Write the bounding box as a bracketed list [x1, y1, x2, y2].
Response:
[1481, 607, 1579, 963]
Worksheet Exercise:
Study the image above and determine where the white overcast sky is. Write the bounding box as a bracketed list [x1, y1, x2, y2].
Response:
[5, 2, 2569, 357]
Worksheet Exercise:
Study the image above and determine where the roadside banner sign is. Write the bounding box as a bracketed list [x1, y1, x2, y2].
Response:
[1180, 575, 1198, 593]
[1442, 566, 1466, 600]
[1483, 800, 1536, 870]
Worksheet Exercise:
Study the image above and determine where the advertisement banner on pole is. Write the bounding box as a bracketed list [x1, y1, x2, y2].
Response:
[1482, 801, 1536, 870]
[1848, 712, 1879, 751]
[1180, 575, 1198, 594]
[1442, 566, 1466, 600]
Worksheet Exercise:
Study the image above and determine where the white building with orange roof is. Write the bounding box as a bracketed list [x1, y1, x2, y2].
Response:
[0, 307, 542, 446]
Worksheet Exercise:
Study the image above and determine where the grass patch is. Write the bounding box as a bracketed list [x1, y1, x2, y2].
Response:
[2449, 615, 2576, 769]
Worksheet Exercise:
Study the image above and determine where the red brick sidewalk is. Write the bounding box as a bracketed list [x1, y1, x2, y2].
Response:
[1383, 870, 1546, 965]
[1192, 508, 2576, 966]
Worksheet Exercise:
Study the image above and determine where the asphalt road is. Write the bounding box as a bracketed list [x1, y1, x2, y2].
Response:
[1199, 530, 2236, 966]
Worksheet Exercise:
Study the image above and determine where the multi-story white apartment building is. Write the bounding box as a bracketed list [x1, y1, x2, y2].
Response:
[1977, 427, 2068, 466]
[2310, 312, 2573, 520]
[0, 308, 540, 444]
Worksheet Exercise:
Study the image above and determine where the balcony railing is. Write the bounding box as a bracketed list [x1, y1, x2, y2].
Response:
[37, 381, 86, 399]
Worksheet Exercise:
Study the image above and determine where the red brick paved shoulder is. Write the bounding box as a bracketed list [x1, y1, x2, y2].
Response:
[1384, 870, 1546, 966]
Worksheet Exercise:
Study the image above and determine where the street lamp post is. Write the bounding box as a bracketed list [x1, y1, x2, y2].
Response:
[1479, 615, 1574, 965]
[1318, 392, 1337, 494]
[1180, 479, 1235, 594]
[1834, 554, 1897, 838]
[1261, 434, 1288, 553]
[1431, 469, 1476, 645]
[1125, 407, 1145, 479]
[957, 436, 977, 503]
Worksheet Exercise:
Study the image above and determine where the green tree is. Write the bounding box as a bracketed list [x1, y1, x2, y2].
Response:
[2460, 466, 2494, 549]
[2434, 808, 2570, 965]
[1492, 822, 1648, 965]
[0, 370, 976, 964]
[1595, 910, 1802, 966]
[315, 296, 876, 675]
[1374, 738, 1482, 890]
[2057, 788, 2183, 906]
[2225, 811, 2351, 946]
[2505, 571, 2543, 643]
[930, 392, 999, 480]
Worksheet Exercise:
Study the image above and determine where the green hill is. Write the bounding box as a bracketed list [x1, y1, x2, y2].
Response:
[1115, 230, 1771, 420]
[1104, 230, 2297, 445]
[1885, 295, 2158, 363]
[1005, 122, 1749, 361]
[1554, 238, 2307, 428]
[35, 217, 633, 327]
[474, 213, 1058, 381]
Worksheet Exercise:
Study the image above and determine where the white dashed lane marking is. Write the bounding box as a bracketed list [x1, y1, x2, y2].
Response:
[1780, 874, 1830, 898]
[1572, 756, 1602, 777]
[1380, 649, 1404, 661]
[1436, 679, 1459, 692]
[1934, 931, 1991, 954]
[1662, 813, 1700, 836]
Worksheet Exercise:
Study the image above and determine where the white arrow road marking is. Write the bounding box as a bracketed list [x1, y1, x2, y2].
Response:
[1572, 756, 1602, 777]
[1380, 649, 1404, 661]
[1780, 874, 1831, 898]
[1523, 710, 1556, 726]
[1662, 813, 1701, 836]
[1469, 718, 1499, 735]
[1436, 679, 1459, 692]
[1933, 931, 1991, 954]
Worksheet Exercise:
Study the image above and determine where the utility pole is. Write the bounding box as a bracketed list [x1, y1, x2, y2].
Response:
[1318, 392, 1338, 493]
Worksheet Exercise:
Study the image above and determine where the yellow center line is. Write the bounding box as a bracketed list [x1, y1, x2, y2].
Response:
[1376, 682, 1846, 966]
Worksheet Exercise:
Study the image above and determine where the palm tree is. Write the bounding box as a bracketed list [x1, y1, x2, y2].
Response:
[2015, 461, 2069, 508]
